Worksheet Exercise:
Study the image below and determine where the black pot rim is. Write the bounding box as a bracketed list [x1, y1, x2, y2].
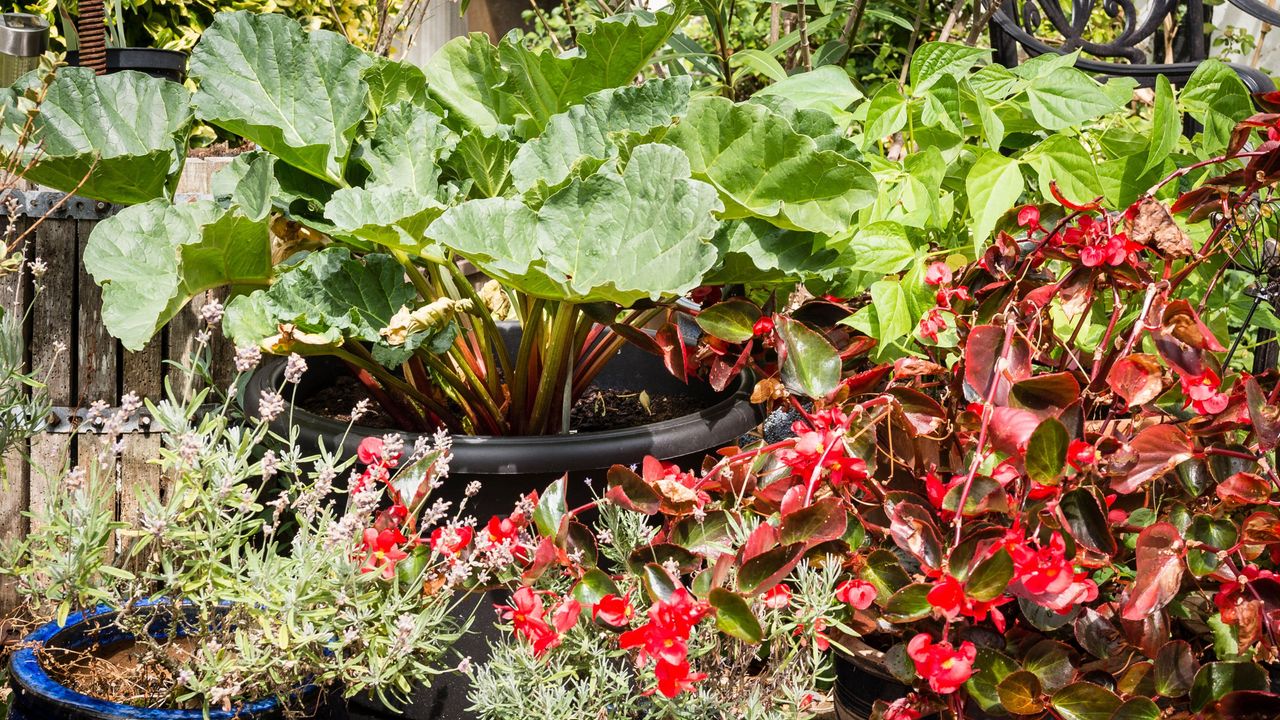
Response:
[244, 355, 763, 476]
[8, 602, 278, 720]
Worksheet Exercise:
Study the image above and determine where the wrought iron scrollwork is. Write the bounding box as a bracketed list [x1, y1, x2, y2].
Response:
[998, 0, 1181, 64]
[989, 0, 1275, 92]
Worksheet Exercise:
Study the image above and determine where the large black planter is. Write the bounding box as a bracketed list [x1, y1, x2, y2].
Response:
[833, 643, 914, 720]
[243, 334, 762, 720]
[66, 48, 186, 82]
[8, 603, 340, 720]
[244, 337, 762, 519]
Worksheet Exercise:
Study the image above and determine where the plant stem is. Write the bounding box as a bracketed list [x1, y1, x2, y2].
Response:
[528, 304, 579, 435]
[965, 0, 1004, 45]
[938, 0, 968, 42]
[335, 345, 459, 431]
[898, 0, 930, 85]
[442, 258, 513, 394]
[796, 0, 812, 71]
[512, 299, 546, 432]
[951, 320, 1015, 546]
[838, 0, 868, 64]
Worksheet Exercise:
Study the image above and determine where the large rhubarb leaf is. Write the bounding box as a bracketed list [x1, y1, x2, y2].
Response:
[190, 11, 373, 185]
[355, 101, 457, 195]
[1, 68, 192, 205]
[324, 102, 457, 253]
[423, 33, 518, 134]
[430, 143, 721, 305]
[666, 96, 876, 235]
[83, 200, 271, 350]
[705, 218, 833, 284]
[499, 7, 686, 129]
[510, 77, 690, 192]
[223, 247, 416, 349]
[324, 188, 446, 255]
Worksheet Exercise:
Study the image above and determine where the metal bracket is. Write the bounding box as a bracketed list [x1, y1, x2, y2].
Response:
[0, 188, 117, 220]
[0, 190, 216, 221]
[41, 406, 155, 435]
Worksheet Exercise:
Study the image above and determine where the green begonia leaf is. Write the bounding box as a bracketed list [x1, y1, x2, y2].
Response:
[190, 11, 373, 185]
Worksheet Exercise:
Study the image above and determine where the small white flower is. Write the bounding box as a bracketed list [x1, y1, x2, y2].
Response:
[234, 345, 262, 373]
[197, 299, 224, 326]
[283, 353, 307, 384]
[351, 398, 372, 422]
[258, 390, 285, 422]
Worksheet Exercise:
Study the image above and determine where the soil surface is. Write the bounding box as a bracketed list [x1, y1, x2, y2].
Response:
[297, 378, 708, 434]
[569, 387, 705, 432]
[41, 636, 195, 708]
[306, 375, 400, 430]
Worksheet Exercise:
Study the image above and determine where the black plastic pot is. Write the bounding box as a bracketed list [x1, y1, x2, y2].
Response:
[833, 641, 915, 720]
[8, 603, 341, 720]
[65, 48, 186, 82]
[245, 336, 762, 520]
[243, 333, 762, 720]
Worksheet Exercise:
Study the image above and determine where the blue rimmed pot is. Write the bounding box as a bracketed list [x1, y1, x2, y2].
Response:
[7, 604, 340, 720]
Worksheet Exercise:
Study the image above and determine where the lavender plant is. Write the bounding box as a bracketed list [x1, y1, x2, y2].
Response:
[0, 330, 487, 714]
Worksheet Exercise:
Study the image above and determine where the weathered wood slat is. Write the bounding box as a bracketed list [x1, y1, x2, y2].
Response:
[1, 217, 31, 609]
[27, 218, 75, 531]
[118, 335, 163, 542]
[1, 159, 241, 611]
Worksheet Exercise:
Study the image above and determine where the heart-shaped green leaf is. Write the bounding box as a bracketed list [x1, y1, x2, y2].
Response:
[997, 670, 1045, 715]
[533, 475, 568, 537]
[696, 299, 762, 343]
[708, 588, 764, 644]
[1051, 682, 1122, 720]
[1026, 418, 1069, 485]
[1190, 661, 1270, 712]
[776, 316, 841, 399]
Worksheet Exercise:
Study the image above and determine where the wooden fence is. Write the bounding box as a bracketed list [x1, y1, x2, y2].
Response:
[0, 158, 235, 610]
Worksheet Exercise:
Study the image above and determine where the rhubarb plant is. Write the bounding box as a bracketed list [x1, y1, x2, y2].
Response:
[2, 8, 886, 436]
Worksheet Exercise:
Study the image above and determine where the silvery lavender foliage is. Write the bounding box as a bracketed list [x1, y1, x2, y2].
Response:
[2, 365, 471, 715]
[0, 304, 50, 471]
